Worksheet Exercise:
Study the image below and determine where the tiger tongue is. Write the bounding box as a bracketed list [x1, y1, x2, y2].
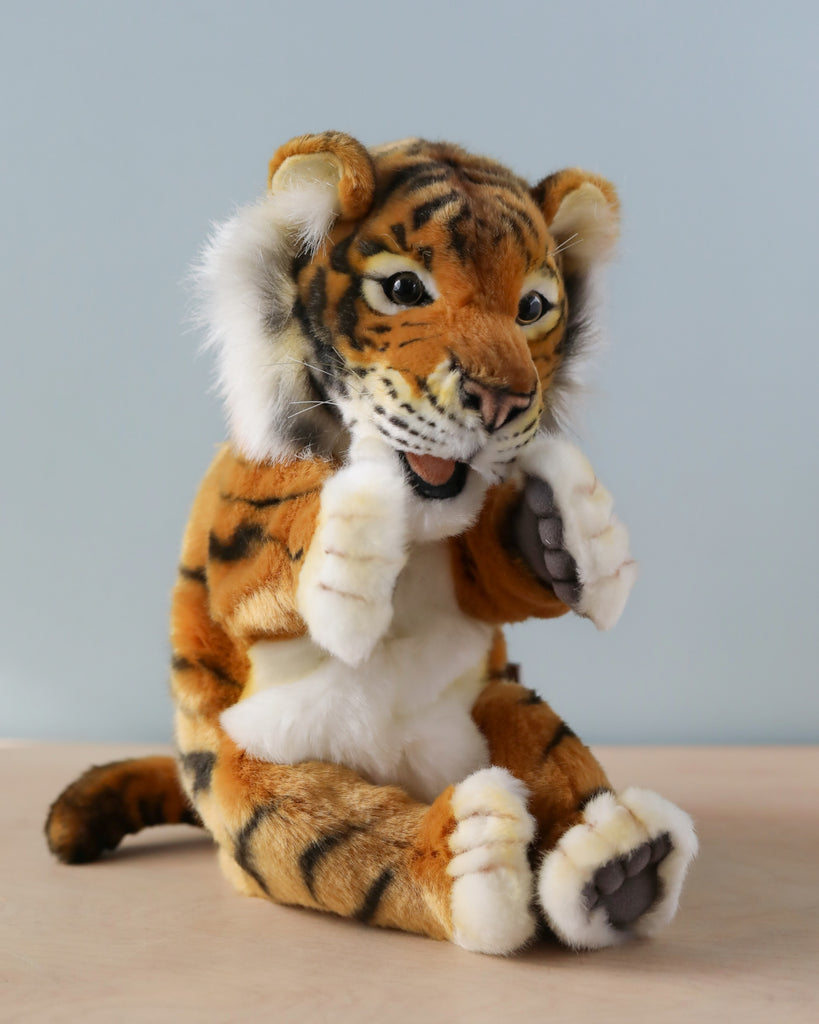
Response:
[404, 453, 457, 486]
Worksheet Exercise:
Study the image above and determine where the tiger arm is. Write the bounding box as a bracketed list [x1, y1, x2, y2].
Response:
[193, 434, 410, 664]
[453, 437, 638, 630]
[450, 480, 569, 625]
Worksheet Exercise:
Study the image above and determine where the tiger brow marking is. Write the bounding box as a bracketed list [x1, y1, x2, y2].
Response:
[447, 203, 472, 260]
[499, 213, 527, 253]
[357, 237, 396, 258]
[405, 171, 451, 194]
[380, 160, 448, 201]
[495, 195, 540, 239]
[413, 190, 463, 230]
[390, 223, 410, 251]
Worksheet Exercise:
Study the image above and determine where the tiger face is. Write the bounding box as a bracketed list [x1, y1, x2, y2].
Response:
[199, 132, 619, 527]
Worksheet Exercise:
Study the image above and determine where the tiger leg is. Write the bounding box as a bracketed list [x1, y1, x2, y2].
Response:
[187, 736, 538, 954]
[472, 669, 698, 949]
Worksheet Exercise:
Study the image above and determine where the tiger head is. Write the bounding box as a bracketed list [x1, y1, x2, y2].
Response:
[199, 132, 619, 536]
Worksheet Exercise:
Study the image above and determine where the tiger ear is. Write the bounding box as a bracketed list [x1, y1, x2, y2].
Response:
[533, 170, 620, 275]
[530, 170, 620, 430]
[267, 132, 376, 254]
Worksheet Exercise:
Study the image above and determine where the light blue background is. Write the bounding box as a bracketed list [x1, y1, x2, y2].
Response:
[2, 1, 816, 743]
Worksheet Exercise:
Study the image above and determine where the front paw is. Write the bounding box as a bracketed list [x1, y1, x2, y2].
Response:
[516, 438, 637, 630]
[297, 443, 408, 665]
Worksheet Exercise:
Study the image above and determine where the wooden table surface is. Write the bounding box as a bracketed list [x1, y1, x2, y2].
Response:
[2, 742, 817, 1023]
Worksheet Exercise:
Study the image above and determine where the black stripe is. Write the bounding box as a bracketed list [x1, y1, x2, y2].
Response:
[179, 751, 217, 795]
[460, 167, 524, 191]
[390, 223, 409, 251]
[543, 722, 577, 758]
[179, 565, 207, 584]
[413, 190, 462, 230]
[379, 161, 447, 202]
[405, 171, 451, 194]
[521, 688, 542, 705]
[172, 653, 241, 690]
[300, 830, 357, 900]
[198, 657, 242, 689]
[496, 195, 539, 238]
[220, 487, 320, 510]
[208, 523, 266, 562]
[234, 800, 281, 897]
[500, 212, 527, 252]
[579, 786, 614, 811]
[354, 867, 394, 923]
[330, 233, 355, 273]
[446, 205, 472, 261]
[336, 277, 363, 349]
[357, 237, 392, 258]
[416, 245, 433, 270]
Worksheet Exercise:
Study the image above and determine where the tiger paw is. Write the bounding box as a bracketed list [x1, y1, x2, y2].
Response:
[537, 788, 698, 949]
[446, 767, 537, 955]
[516, 436, 637, 630]
[296, 436, 409, 666]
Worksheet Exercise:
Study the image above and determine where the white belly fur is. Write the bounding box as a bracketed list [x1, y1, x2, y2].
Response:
[220, 541, 494, 802]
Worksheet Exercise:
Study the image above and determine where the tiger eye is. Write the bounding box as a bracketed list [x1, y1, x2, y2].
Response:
[517, 291, 549, 325]
[384, 272, 426, 306]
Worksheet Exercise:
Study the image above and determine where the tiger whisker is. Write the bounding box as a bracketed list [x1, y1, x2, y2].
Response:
[263, 356, 363, 396]
[553, 233, 581, 256]
[286, 401, 331, 420]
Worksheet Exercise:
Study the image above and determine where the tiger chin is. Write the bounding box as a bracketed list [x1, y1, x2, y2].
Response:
[45, 132, 697, 957]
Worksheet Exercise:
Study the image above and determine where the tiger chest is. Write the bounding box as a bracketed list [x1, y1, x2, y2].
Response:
[219, 541, 494, 802]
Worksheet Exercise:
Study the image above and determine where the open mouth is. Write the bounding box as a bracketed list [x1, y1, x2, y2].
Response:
[399, 452, 470, 500]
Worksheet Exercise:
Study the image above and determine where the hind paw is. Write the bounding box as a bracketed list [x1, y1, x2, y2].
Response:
[447, 767, 537, 955]
[538, 788, 697, 949]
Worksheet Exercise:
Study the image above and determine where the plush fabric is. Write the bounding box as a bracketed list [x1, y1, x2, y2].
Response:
[46, 133, 696, 955]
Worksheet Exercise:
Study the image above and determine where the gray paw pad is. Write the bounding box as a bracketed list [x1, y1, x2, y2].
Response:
[581, 834, 672, 928]
[515, 479, 581, 603]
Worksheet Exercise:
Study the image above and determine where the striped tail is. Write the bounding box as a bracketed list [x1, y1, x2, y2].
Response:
[45, 756, 202, 864]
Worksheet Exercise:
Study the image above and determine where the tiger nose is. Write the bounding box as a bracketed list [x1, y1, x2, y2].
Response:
[461, 377, 534, 431]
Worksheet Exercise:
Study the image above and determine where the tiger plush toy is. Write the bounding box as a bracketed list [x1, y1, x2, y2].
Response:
[46, 132, 697, 955]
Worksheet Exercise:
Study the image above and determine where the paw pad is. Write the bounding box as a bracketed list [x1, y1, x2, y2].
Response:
[581, 834, 672, 927]
[538, 788, 697, 949]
